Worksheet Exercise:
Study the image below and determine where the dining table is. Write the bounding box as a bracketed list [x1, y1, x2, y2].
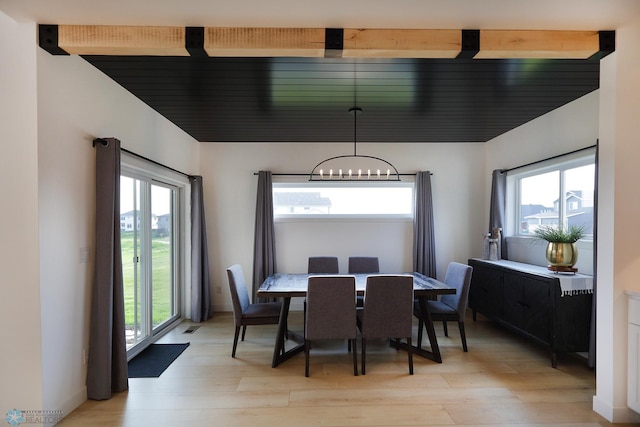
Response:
[257, 272, 456, 368]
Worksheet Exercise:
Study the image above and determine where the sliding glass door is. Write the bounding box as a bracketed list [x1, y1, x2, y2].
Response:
[121, 173, 179, 353]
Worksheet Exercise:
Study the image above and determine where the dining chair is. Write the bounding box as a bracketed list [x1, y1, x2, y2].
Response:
[304, 256, 340, 329]
[305, 275, 358, 377]
[226, 264, 283, 358]
[357, 275, 414, 375]
[348, 256, 380, 274]
[414, 262, 473, 352]
[308, 256, 339, 274]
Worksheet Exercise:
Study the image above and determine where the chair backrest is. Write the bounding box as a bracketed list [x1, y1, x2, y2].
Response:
[348, 256, 380, 274]
[440, 262, 474, 320]
[308, 256, 339, 274]
[306, 276, 357, 340]
[227, 264, 251, 325]
[360, 275, 414, 338]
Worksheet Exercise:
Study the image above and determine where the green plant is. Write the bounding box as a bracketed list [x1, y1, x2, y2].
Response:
[533, 224, 586, 243]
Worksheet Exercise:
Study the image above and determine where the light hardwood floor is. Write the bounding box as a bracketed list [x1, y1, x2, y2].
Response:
[60, 310, 633, 426]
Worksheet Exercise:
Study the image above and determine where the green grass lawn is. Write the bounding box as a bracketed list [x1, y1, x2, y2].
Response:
[121, 231, 173, 328]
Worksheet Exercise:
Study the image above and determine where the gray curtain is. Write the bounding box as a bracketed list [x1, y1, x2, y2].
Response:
[87, 137, 128, 400]
[413, 171, 436, 278]
[253, 171, 277, 301]
[489, 169, 508, 259]
[589, 142, 599, 368]
[190, 176, 212, 322]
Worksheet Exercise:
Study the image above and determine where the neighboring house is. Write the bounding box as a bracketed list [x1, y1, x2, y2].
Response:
[120, 210, 158, 231]
[274, 192, 332, 214]
[521, 190, 594, 234]
[156, 213, 171, 237]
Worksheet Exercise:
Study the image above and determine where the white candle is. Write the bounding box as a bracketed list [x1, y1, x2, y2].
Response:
[339, 169, 343, 179]
[367, 169, 371, 179]
[348, 169, 352, 179]
[329, 169, 333, 179]
[377, 169, 381, 179]
[358, 169, 362, 179]
[319, 169, 324, 179]
[386, 169, 390, 179]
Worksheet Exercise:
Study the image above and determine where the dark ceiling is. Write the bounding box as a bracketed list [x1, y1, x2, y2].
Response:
[82, 55, 600, 143]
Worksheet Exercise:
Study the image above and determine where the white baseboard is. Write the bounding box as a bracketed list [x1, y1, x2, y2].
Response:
[55, 386, 86, 426]
[593, 394, 640, 423]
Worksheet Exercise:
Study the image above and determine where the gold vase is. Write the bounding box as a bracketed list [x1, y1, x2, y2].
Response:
[545, 242, 578, 267]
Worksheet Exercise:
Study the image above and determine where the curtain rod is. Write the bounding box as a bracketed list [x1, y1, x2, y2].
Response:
[253, 172, 431, 176]
[503, 144, 596, 174]
[92, 138, 193, 179]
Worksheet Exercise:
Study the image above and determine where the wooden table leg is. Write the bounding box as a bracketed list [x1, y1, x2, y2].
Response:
[391, 296, 443, 363]
[418, 295, 442, 362]
[271, 296, 305, 368]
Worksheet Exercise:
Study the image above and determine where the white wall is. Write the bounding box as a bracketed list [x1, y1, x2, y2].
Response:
[200, 141, 485, 312]
[0, 14, 43, 416]
[485, 90, 599, 275]
[35, 36, 199, 420]
[593, 16, 640, 423]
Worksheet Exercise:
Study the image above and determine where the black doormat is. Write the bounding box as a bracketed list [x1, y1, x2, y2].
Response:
[128, 343, 190, 378]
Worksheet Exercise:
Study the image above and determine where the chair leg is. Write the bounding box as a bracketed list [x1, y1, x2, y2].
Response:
[241, 325, 247, 341]
[232, 326, 241, 358]
[302, 299, 307, 340]
[442, 321, 448, 337]
[351, 338, 358, 376]
[305, 339, 311, 377]
[407, 336, 414, 375]
[348, 338, 352, 353]
[361, 338, 367, 375]
[458, 321, 468, 352]
[417, 318, 424, 348]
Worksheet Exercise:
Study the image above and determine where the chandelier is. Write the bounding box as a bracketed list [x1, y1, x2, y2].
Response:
[308, 107, 400, 181]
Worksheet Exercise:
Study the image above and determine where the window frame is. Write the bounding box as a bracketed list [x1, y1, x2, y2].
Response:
[505, 148, 596, 240]
[272, 178, 415, 221]
[120, 152, 189, 358]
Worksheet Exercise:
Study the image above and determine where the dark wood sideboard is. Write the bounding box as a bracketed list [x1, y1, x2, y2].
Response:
[468, 258, 593, 368]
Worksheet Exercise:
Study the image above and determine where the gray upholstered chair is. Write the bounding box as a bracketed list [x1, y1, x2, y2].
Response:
[308, 256, 339, 274]
[357, 275, 414, 375]
[414, 262, 473, 352]
[348, 256, 379, 274]
[304, 257, 340, 329]
[227, 264, 282, 358]
[305, 275, 358, 377]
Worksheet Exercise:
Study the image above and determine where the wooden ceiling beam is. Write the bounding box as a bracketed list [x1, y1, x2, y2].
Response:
[204, 27, 325, 57]
[57, 25, 189, 56]
[342, 29, 461, 58]
[476, 30, 601, 59]
[40, 25, 612, 60]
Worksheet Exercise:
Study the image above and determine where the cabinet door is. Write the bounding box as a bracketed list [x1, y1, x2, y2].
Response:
[523, 277, 550, 343]
[469, 263, 503, 318]
[502, 272, 550, 343]
[502, 272, 525, 330]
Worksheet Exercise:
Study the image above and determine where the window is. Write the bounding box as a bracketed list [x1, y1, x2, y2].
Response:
[508, 151, 595, 238]
[273, 181, 414, 218]
[120, 154, 187, 356]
